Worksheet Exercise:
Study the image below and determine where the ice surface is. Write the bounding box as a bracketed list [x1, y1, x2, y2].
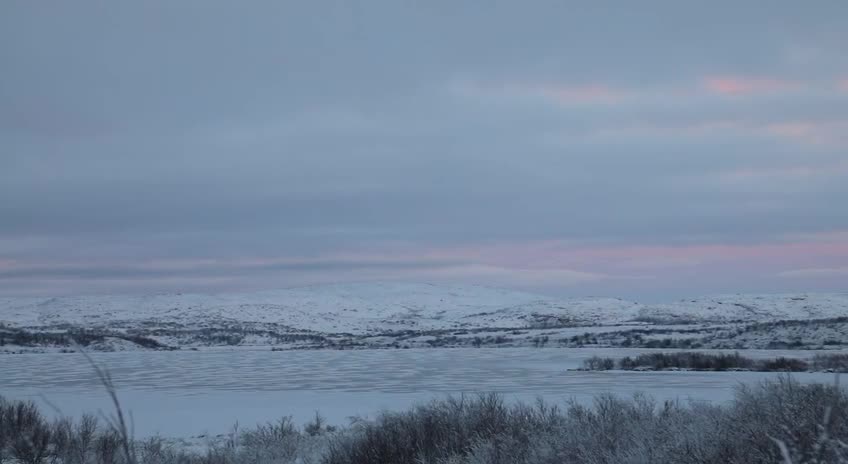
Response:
[2, 348, 842, 437]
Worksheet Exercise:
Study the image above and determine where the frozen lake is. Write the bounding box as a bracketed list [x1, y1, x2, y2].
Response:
[1, 348, 841, 437]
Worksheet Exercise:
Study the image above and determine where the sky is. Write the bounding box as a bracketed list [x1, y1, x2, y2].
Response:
[1, 1, 847, 300]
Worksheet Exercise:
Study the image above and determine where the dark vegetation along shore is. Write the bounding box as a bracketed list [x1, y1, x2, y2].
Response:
[2, 376, 848, 464]
[0, 327, 172, 352]
[4, 316, 848, 354]
[580, 352, 848, 373]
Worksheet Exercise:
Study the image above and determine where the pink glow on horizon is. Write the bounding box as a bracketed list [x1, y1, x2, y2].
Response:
[3, 232, 847, 294]
[351, 234, 848, 274]
[8, 233, 847, 275]
[703, 76, 797, 95]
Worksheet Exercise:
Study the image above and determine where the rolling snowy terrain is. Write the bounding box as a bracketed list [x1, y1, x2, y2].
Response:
[1, 282, 846, 353]
[0, 282, 644, 331]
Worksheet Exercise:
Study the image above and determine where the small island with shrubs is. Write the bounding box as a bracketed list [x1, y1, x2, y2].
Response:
[577, 352, 848, 373]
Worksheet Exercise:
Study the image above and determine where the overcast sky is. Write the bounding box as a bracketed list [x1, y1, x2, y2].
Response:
[2, 1, 847, 300]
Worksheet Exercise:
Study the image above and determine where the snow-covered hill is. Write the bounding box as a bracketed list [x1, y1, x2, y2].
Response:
[1, 284, 847, 333]
[639, 293, 848, 323]
[1, 283, 846, 353]
[0, 282, 643, 333]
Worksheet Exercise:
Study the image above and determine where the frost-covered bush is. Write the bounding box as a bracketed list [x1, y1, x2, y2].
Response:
[323, 394, 561, 464]
[326, 377, 848, 464]
[1, 376, 846, 463]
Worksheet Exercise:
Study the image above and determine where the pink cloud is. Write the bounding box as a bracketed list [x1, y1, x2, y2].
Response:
[450, 78, 627, 105]
[838, 78, 848, 93]
[703, 76, 797, 96]
[536, 84, 625, 104]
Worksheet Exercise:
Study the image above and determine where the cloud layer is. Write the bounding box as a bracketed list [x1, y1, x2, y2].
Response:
[1, 1, 847, 298]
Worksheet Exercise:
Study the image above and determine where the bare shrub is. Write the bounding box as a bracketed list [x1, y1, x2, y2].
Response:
[304, 412, 336, 437]
[582, 356, 615, 370]
[4, 399, 52, 464]
[93, 431, 122, 464]
[0, 397, 8, 464]
[583, 351, 845, 372]
[813, 354, 848, 372]
[760, 357, 810, 372]
[617, 351, 756, 371]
